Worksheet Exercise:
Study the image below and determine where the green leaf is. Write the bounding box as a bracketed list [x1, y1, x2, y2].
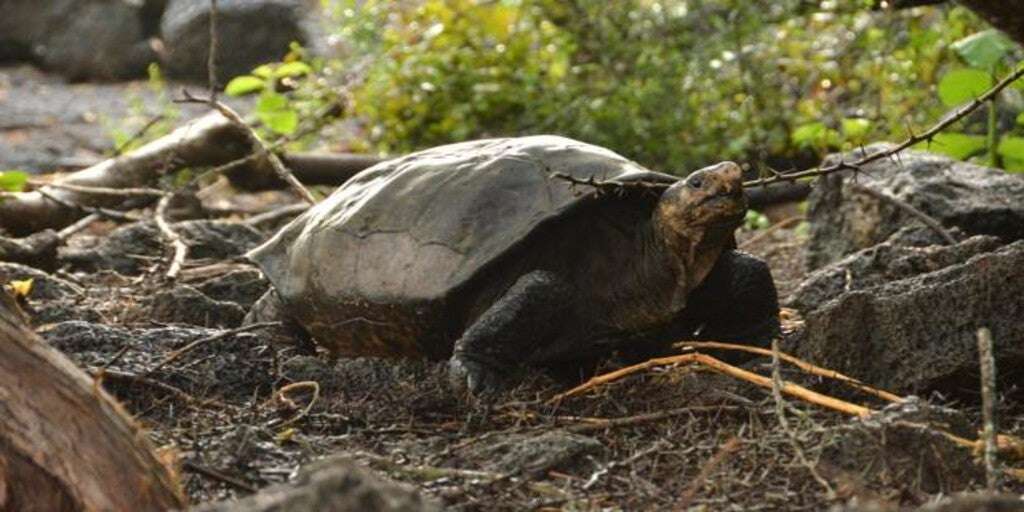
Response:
[937, 68, 993, 107]
[251, 64, 275, 79]
[1017, 112, 1024, 126]
[0, 170, 29, 192]
[951, 30, 1015, 70]
[841, 118, 872, 140]
[914, 132, 986, 160]
[274, 61, 313, 78]
[256, 93, 298, 135]
[997, 136, 1024, 161]
[791, 122, 840, 149]
[225, 75, 265, 96]
[792, 122, 825, 147]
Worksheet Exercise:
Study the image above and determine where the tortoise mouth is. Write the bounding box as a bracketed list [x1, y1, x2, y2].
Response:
[696, 189, 744, 207]
[689, 193, 746, 228]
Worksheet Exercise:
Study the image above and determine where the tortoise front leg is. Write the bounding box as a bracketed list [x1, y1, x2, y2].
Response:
[684, 250, 781, 348]
[449, 270, 574, 396]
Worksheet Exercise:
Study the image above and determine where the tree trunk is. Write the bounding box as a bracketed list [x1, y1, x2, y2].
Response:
[0, 292, 185, 512]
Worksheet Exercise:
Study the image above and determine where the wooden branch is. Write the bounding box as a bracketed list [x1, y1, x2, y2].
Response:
[0, 292, 184, 511]
[549, 65, 1024, 195]
[154, 194, 189, 279]
[549, 352, 874, 417]
[742, 63, 1024, 188]
[675, 340, 903, 403]
[0, 112, 250, 236]
[177, 90, 317, 204]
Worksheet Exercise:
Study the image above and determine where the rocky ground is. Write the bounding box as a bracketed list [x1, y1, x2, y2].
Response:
[2, 65, 1024, 511]
[2, 190, 1021, 511]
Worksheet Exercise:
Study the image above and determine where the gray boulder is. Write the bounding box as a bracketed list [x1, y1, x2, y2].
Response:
[794, 239, 1024, 394]
[0, 0, 156, 80]
[160, 0, 314, 81]
[806, 145, 1024, 269]
[788, 232, 1001, 313]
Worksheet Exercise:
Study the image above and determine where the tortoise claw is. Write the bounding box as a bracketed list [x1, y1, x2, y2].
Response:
[448, 356, 506, 398]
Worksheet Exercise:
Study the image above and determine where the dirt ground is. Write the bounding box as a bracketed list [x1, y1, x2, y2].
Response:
[3, 64, 1022, 511]
[6, 206, 1016, 512]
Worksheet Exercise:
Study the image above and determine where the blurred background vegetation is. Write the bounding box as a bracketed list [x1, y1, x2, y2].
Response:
[230, 0, 1024, 176]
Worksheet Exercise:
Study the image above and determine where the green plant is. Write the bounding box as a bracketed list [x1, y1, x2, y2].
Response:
[920, 29, 1024, 170]
[105, 63, 182, 154]
[224, 43, 347, 147]
[0, 170, 28, 194]
[326, 1, 1000, 174]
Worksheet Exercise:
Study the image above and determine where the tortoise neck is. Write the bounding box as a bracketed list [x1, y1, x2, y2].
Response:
[600, 220, 690, 330]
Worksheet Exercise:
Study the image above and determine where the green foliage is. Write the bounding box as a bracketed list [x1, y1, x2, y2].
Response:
[997, 136, 1024, 172]
[915, 132, 987, 159]
[225, 75, 265, 96]
[318, 1, 1004, 174]
[929, 28, 1022, 167]
[744, 210, 770, 230]
[0, 170, 28, 192]
[937, 69, 992, 106]
[105, 63, 181, 154]
[225, 44, 345, 144]
[951, 29, 1016, 70]
[256, 93, 300, 135]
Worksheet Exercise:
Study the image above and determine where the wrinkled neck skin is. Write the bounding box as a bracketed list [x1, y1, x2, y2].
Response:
[602, 217, 730, 331]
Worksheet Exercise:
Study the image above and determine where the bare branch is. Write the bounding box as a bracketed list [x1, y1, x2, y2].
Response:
[743, 63, 1024, 188]
[154, 194, 188, 279]
[176, 89, 317, 204]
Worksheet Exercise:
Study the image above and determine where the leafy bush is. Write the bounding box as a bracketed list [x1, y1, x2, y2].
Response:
[310, 1, 1015, 175]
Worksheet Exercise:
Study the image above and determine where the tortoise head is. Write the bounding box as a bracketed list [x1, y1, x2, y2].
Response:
[655, 161, 747, 234]
[653, 161, 747, 308]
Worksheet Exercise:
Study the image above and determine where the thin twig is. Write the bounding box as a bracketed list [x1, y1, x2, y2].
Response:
[207, 0, 219, 100]
[154, 194, 188, 279]
[676, 436, 742, 509]
[146, 321, 280, 375]
[183, 460, 256, 494]
[550, 352, 873, 417]
[977, 327, 1000, 490]
[551, 64, 1024, 193]
[850, 183, 956, 245]
[33, 181, 165, 198]
[744, 64, 1024, 187]
[176, 90, 317, 204]
[35, 187, 143, 223]
[113, 114, 166, 156]
[564, 405, 746, 433]
[243, 203, 309, 228]
[583, 439, 670, 490]
[56, 212, 101, 240]
[770, 339, 836, 499]
[674, 340, 903, 403]
[269, 381, 320, 428]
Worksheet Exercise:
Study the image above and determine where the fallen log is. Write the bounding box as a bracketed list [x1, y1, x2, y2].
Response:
[0, 291, 185, 511]
[0, 112, 251, 236]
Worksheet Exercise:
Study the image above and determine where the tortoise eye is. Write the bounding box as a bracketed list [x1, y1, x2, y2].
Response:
[687, 176, 703, 189]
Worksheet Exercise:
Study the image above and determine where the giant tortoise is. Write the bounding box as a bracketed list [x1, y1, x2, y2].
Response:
[247, 136, 780, 394]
